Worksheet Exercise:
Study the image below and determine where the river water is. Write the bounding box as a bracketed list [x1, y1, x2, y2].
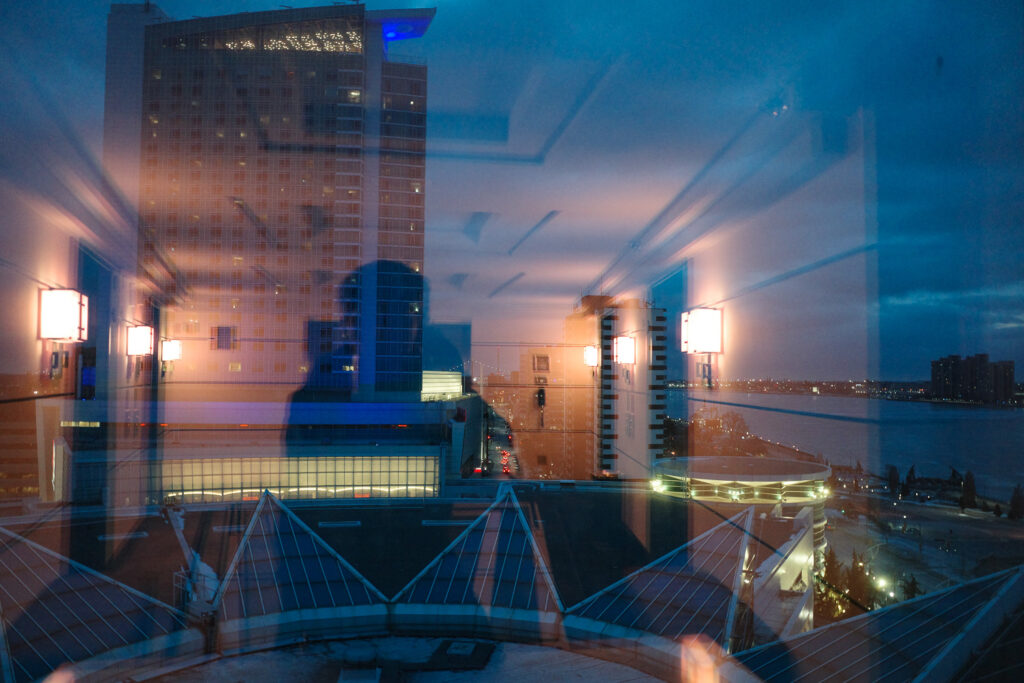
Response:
[669, 389, 1024, 500]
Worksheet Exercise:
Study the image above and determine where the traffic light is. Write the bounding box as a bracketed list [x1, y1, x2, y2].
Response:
[536, 387, 546, 407]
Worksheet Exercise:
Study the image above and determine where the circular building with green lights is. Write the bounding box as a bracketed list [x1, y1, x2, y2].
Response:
[651, 456, 831, 558]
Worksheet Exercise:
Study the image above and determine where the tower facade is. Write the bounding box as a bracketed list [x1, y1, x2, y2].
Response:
[599, 300, 668, 478]
[130, 5, 432, 402]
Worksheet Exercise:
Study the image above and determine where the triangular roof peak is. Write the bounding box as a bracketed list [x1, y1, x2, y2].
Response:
[213, 490, 385, 620]
[395, 485, 563, 611]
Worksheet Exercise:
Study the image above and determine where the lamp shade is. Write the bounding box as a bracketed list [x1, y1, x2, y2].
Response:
[682, 308, 722, 354]
[161, 339, 182, 361]
[39, 289, 88, 342]
[127, 325, 154, 356]
[583, 345, 599, 367]
[613, 336, 635, 364]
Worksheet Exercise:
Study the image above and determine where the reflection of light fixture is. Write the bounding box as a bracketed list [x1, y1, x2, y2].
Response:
[39, 289, 88, 341]
[682, 308, 722, 354]
[583, 345, 599, 367]
[613, 336, 635, 364]
[127, 326, 154, 356]
[161, 339, 182, 361]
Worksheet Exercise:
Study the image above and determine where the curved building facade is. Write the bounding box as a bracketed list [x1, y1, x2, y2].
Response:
[651, 456, 831, 563]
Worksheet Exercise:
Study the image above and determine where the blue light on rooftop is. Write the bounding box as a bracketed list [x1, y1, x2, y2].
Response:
[381, 20, 423, 42]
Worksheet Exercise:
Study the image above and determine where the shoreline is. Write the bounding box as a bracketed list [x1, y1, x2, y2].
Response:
[751, 435, 1015, 506]
[666, 384, 1022, 409]
[671, 389, 1024, 503]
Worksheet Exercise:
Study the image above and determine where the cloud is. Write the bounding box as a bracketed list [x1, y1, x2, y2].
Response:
[992, 318, 1024, 331]
[882, 282, 1024, 309]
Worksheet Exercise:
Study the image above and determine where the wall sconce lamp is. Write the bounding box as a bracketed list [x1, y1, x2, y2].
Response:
[127, 325, 154, 356]
[160, 338, 181, 379]
[682, 308, 722, 354]
[683, 308, 722, 389]
[39, 289, 88, 342]
[613, 336, 635, 365]
[161, 339, 182, 361]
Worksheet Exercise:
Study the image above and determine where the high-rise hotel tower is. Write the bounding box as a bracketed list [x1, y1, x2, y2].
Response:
[106, 4, 433, 402]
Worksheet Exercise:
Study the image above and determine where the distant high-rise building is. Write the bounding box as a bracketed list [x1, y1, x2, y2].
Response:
[476, 295, 667, 480]
[930, 353, 1014, 404]
[476, 296, 605, 480]
[992, 360, 1016, 404]
[84, 3, 456, 505]
[931, 354, 961, 400]
[106, 4, 433, 402]
[478, 341, 598, 480]
[962, 353, 990, 402]
[598, 299, 668, 477]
